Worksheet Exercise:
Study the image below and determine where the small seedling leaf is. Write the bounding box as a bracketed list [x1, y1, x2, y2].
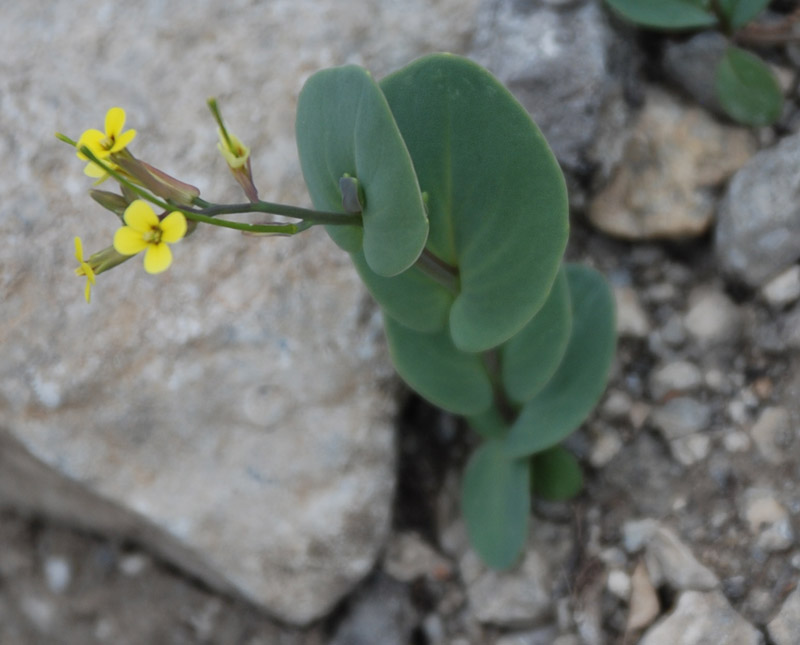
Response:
[604, 0, 718, 29]
[715, 46, 783, 126]
[531, 445, 583, 501]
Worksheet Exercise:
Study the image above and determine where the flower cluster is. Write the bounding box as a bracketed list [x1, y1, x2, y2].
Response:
[59, 101, 308, 303]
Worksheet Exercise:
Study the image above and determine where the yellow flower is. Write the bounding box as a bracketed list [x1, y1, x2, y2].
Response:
[76, 107, 136, 179]
[74, 237, 97, 303]
[217, 128, 250, 169]
[113, 200, 187, 274]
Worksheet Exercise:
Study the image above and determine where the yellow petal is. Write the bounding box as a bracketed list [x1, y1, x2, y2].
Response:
[76, 129, 106, 160]
[84, 279, 92, 303]
[110, 128, 136, 152]
[123, 200, 159, 232]
[114, 226, 149, 256]
[105, 107, 126, 137]
[159, 211, 187, 243]
[144, 242, 173, 274]
[84, 162, 107, 178]
[74, 236, 84, 261]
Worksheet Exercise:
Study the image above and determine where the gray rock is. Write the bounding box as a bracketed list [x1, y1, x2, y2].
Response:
[461, 548, 553, 628]
[649, 360, 703, 401]
[383, 532, 452, 583]
[641, 591, 764, 645]
[614, 286, 652, 338]
[768, 587, 800, 645]
[716, 129, 800, 286]
[589, 88, 755, 240]
[750, 407, 795, 465]
[644, 526, 719, 591]
[622, 519, 659, 554]
[762, 266, 800, 307]
[493, 625, 560, 645]
[471, 0, 631, 173]
[651, 397, 712, 440]
[461, 523, 572, 628]
[684, 287, 742, 346]
[328, 575, 417, 645]
[662, 32, 728, 115]
[0, 0, 481, 625]
[742, 489, 795, 553]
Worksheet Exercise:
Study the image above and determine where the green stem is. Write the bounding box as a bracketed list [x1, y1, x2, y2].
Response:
[79, 146, 358, 234]
[414, 248, 459, 294]
[481, 349, 518, 426]
[185, 200, 361, 226]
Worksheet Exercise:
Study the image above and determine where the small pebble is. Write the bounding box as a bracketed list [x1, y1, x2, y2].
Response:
[684, 287, 741, 345]
[607, 570, 631, 600]
[762, 266, 800, 307]
[44, 556, 71, 594]
[615, 287, 651, 338]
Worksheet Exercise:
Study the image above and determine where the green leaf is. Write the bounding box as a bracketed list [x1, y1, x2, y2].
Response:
[717, 0, 769, 30]
[504, 264, 616, 458]
[501, 266, 572, 405]
[531, 446, 583, 502]
[351, 249, 454, 333]
[462, 440, 530, 570]
[604, 0, 718, 29]
[381, 54, 568, 353]
[295, 65, 429, 276]
[383, 316, 493, 416]
[715, 46, 783, 127]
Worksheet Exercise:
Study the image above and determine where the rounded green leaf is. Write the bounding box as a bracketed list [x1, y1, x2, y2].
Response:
[717, 0, 769, 30]
[295, 65, 429, 276]
[501, 266, 572, 405]
[504, 264, 616, 459]
[383, 316, 493, 416]
[351, 248, 454, 333]
[715, 46, 783, 127]
[462, 440, 530, 570]
[531, 446, 583, 502]
[381, 54, 568, 353]
[604, 0, 718, 29]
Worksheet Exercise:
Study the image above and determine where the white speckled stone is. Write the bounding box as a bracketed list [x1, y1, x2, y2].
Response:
[0, 0, 479, 625]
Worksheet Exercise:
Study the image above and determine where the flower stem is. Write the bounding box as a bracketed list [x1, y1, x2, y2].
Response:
[79, 146, 360, 234]
[186, 200, 361, 226]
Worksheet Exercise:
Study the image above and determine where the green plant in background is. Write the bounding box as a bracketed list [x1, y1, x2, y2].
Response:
[604, 0, 784, 126]
[59, 53, 616, 569]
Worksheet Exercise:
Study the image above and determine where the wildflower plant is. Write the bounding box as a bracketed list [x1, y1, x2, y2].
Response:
[58, 54, 616, 569]
[604, 0, 784, 126]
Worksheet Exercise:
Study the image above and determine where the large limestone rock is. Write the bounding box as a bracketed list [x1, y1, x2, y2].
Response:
[0, 0, 479, 625]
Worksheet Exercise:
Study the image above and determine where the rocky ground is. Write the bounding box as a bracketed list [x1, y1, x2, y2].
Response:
[3, 0, 800, 643]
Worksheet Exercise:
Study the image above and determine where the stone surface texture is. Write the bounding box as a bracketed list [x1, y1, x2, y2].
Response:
[0, 0, 479, 625]
[589, 88, 755, 240]
[470, 0, 633, 175]
[768, 587, 800, 645]
[640, 591, 764, 645]
[716, 129, 800, 286]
